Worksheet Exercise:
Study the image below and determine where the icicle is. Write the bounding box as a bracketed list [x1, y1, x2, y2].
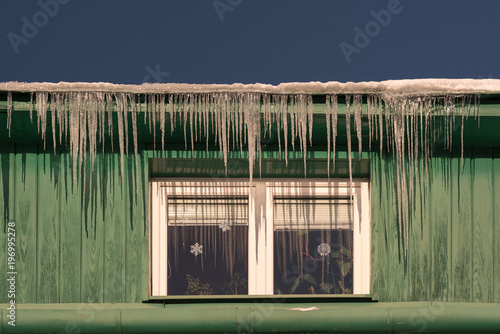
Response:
[79, 93, 88, 194]
[64, 93, 70, 145]
[474, 94, 480, 126]
[331, 95, 338, 173]
[189, 93, 195, 156]
[244, 93, 261, 182]
[169, 94, 174, 136]
[289, 95, 296, 153]
[152, 94, 157, 151]
[55, 93, 65, 148]
[7, 92, 12, 137]
[159, 94, 166, 151]
[367, 95, 372, 152]
[29, 92, 33, 123]
[36, 92, 49, 149]
[326, 95, 331, 176]
[87, 92, 98, 171]
[460, 97, 466, 171]
[221, 93, 228, 172]
[353, 95, 362, 157]
[115, 93, 125, 180]
[183, 94, 189, 151]
[106, 93, 114, 152]
[69, 92, 80, 183]
[230, 94, 236, 151]
[281, 95, 288, 166]
[96, 92, 106, 155]
[308, 94, 313, 146]
[345, 95, 352, 184]
[204, 94, 210, 153]
[129, 93, 139, 193]
[195, 94, 200, 144]
[378, 96, 384, 159]
[123, 94, 129, 157]
[298, 95, 308, 177]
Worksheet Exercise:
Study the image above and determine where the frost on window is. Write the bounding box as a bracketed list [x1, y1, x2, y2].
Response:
[167, 197, 248, 295]
[273, 198, 354, 295]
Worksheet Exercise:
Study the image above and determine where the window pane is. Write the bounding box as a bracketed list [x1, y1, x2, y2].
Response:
[274, 198, 354, 295]
[167, 197, 248, 295]
[274, 198, 352, 230]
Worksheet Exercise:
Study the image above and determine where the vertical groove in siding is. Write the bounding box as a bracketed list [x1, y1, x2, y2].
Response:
[35, 145, 38, 304]
[102, 156, 106, 303]
[142, 150, 150, 301]
[58, 149, 61, 303]
[123, 153, 128, 302]
[470, 151, 474, 302]
[493, 148, 500, 302]
[445, 152, 458, 301]
[428, 158, 433, 301]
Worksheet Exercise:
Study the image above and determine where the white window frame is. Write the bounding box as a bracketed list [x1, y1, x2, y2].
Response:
[150, 178, 370, 297]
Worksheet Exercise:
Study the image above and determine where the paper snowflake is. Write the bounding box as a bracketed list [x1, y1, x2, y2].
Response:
[190, 242, 203, 257]
[219, 219, 231, 232]
[317, 243, 331, 257]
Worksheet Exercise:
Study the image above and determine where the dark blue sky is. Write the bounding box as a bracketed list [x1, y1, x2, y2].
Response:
[0, 0, 498, 85]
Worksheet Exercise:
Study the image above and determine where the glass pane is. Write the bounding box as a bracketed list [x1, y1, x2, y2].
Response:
[167, 197, 248, 295]
[274, 197, 354, 295]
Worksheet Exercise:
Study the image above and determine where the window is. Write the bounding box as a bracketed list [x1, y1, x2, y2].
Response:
[150, 179, 370, 296]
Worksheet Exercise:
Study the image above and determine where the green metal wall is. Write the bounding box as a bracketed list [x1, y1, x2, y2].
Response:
[1, 144, 499, 303]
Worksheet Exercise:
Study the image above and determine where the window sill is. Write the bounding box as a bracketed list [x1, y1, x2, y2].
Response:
[144, 294, 375, 304]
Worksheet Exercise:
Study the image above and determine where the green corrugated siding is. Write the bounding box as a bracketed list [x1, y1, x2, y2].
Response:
[1, 145, 499, 303]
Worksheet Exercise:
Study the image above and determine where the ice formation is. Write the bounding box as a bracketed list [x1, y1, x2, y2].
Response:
[1, 79, 496, 250]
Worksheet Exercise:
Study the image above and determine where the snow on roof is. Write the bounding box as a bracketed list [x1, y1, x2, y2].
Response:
[1, 79, 500, 95]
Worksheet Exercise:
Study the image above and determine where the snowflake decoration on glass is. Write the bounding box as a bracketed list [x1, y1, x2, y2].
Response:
[317, 243, 331, 257]
[218, 219, 231, 232]
[190, 242, 203, 257]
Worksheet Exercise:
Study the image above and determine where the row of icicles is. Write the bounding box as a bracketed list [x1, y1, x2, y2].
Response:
[5, 91, 480, 251]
